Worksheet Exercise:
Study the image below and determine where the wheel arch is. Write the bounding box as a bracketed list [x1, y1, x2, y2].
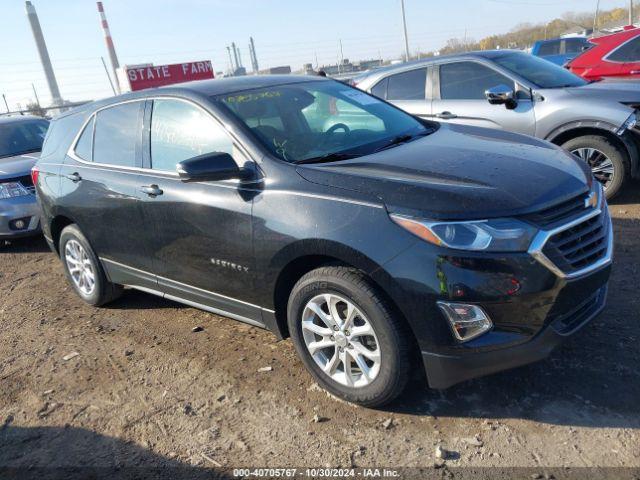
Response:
[546, 123, 640, 178]
[49, 214, 77, 253]
[269, 241, 412, 347]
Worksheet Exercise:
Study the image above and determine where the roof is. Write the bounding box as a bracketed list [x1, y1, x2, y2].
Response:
[0, 115, 48, 124]
[165, 74, 326, 96]
[356, 50, 525, 78]
[56, 74, 328, 119]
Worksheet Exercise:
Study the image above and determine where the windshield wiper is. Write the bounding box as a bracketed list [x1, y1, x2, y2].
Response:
[294, 152, 361, 165]
[0, 148, 41, 159]
[373, 131, 430, 153]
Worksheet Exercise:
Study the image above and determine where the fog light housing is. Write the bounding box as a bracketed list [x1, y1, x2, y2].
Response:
[9, 217, 30, 231]
[437, 302, 492, 342]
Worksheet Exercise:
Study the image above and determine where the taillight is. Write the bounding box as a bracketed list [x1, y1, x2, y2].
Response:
[31, 166, 40, 187]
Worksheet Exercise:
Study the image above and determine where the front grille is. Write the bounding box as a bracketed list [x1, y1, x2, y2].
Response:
[550, 286, 606, 335]
[541, 208, 610, 274]
[1, 175, 35, 194]
[523, 191, 590, 228]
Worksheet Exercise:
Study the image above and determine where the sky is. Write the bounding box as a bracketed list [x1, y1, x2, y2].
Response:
[0, 0, 632, 109]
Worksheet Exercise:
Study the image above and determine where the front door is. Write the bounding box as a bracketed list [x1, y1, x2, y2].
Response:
[137, 98, 261, 324]
[432, 60, 536, 136]
[59, 100, 157, 290]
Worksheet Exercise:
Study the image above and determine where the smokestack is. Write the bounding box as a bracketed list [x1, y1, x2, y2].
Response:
[25, 1, 62, 106]
[97, 2, 121, 94]
[231, 42, 240, 70]
[226, 46, 235, 71]
[249, 37, 259, 73]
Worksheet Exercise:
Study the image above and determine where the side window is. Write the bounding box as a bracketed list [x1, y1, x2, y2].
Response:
[439, 62, 512, 100]
[370, 78, 388, 99]
[387, 68, 427, 100]
[150, 99, 234, 171]
[74, 116, 94, 161]
[93, 102, 142, 167]
[607, 35, 640, 62]
[301, 90, 385, 133]
[537, 41, 560, 56]
[564, 38, 588, 54]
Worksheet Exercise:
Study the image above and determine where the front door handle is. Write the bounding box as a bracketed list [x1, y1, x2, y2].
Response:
[140, 185, 163, 197]
[65, 172, 82, 183]
[436, 111, 458, 119]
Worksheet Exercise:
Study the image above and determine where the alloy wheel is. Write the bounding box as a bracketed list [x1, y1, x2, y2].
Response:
[571, 147, 614, 190]
[301, 293, 381, 388]
[64, 239, 96, 296]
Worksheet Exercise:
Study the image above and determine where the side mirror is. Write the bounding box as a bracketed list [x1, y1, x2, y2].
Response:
[177, 152, 242, 182]
[485, 84, 517, 109]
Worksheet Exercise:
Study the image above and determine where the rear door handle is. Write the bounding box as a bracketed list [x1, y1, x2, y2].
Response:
[140, 185, 163, 197]
[65, 172, 82, 183]
[436, 111, 457, 119]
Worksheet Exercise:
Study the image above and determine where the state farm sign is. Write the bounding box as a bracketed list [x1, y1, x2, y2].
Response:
[121, 61, 214, 91]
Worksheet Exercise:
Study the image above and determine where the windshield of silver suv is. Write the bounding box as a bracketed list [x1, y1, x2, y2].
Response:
[492, 51, 588, 88]
[0, 119, 49, 159]
[215, 80, 434, 163]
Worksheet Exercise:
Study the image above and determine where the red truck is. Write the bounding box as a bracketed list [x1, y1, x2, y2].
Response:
[567, 26, 640, 81]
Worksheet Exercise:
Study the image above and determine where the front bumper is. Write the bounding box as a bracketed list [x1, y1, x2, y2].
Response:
[377, 199, 613, 389]
[0, 195, 41, 239]
[423, 283, 608, 389]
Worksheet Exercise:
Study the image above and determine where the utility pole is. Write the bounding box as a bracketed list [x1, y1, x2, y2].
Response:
[32, 83, 40, 108]
[400, 0, 410, 62]
[339, 39, 344, 69]
[101, 56, 117, 95]
[630, 0, 634, 25]
[593, 0, 601, 33]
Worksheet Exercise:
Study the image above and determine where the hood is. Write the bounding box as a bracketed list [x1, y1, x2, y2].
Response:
[0, 152, 40, 180]
[563, 80, 640, 104]
[296, 124, 591, 220]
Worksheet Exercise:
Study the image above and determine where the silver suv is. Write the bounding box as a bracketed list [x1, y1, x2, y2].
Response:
[354, 50, 640, 198]
[0, 116, 49, 240]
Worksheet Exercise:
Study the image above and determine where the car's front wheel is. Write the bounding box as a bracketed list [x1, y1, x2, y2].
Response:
[287, 266, 411, 407]
[562, 134, 629, 200]
[59, 224, 123, 306]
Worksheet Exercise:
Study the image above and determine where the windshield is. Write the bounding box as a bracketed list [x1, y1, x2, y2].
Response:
[492, 52, 588, 88]
[214, 80, 433, 163]
[0, 119, 49, 159]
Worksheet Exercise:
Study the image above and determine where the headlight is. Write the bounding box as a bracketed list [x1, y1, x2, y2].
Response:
[390, 214, 537, 252]
[0, 182, 30, 200]
[617, 111, 638, 134]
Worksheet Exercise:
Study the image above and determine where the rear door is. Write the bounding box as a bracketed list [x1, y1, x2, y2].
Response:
[59, 100, 155, 289]
[136, 97, 261, 324]
[382, 67, 430, 118]
[432, 60, 536, 135]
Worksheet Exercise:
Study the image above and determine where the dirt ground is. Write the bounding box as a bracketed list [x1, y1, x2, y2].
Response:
[1, 183, 639, 480]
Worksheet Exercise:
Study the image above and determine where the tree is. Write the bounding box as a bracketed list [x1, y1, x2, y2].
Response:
[25, 102, 46, 117]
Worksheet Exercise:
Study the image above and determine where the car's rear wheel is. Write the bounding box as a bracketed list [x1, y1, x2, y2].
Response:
[562, 135, 629, 199]
[59, 224, 122, 306]
[287, 266, 410, 407]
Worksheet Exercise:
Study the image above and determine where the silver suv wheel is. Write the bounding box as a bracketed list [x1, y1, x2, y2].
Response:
[571, 147, 614, 190]
[64, 239, 96, 296]
[301, 293, 381, 388]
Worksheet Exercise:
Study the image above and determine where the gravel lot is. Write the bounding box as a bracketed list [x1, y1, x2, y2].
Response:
[1, 183, 639, 479]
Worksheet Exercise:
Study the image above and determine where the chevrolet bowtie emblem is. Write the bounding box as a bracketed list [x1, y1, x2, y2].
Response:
[584, 191, 598, 209]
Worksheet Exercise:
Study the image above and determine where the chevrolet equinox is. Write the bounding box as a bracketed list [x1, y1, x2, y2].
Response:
[34, 76, 612, 406]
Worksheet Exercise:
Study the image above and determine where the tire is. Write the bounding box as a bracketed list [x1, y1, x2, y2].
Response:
[287, 266, 411, 407]
[59, 224, 123, 306]
[561, 134, 629, 200]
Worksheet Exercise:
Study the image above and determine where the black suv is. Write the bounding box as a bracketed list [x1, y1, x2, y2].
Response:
[34, 76, 612, 406]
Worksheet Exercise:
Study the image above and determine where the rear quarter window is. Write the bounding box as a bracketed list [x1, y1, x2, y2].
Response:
[40, 114, 85, 160]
